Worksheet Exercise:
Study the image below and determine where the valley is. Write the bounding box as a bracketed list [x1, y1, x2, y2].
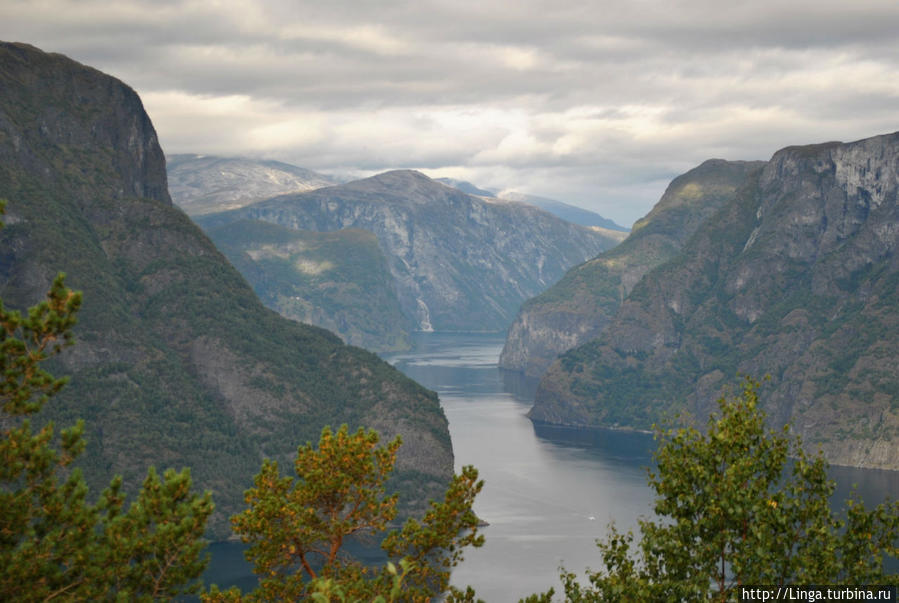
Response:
[1, 28, 898, 600]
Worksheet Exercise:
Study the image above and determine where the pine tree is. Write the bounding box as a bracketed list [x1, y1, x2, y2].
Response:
[204, 424, 484, 602]
[0, 199, 214, 600]
[533, 378, 899, 602]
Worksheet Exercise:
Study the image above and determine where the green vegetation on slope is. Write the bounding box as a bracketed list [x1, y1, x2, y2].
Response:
[532, 134, 899, 470]
[501, 159, 765, 376]
[206, 220, 411, 352]
[0, 41, 452, 539]
[0, 206, 213, 600]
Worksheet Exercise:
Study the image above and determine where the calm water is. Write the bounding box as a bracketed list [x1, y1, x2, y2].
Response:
[204, 332, 899, 601]
[386, 333, 654, 600]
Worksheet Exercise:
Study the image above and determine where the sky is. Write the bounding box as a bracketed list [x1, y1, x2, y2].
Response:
[3, 0, 899, 226]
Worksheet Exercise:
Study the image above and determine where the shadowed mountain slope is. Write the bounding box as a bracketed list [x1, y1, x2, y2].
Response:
[0, 41, 452, 537]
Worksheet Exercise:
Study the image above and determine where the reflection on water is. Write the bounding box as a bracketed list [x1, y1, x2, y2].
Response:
[204, 332, 899, 600]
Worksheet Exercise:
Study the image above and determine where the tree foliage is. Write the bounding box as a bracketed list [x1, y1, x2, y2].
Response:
[540, 378, 899, 602]
[0, 199, 214, 600]
[204, 424, 484, 602]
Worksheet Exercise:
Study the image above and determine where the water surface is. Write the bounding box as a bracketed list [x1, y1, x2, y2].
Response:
[205, 332, 899, 601]
[387, 333, 654, 600]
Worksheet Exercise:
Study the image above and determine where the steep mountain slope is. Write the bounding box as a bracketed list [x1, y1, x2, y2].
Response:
[0, 41, 452, 537]
[500, 160, 764, 377]
[206, 220, 411, 352]
[167, 154, 339, 215]
[197, 172, 624, 333]
[531, 133, 899, 471]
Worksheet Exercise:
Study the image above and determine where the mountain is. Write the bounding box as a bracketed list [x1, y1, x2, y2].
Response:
[500, 160, 765, 377]
[167, 154, 339, 215]
[197, 171, 626, 333]
[433, 177, 628, 231]
[206, 220, 411, 352]
[497, 191, 629, 231]
[0, 41, 452, 538]
[435, 177, 496, 198]
[530, 133, 899, 471]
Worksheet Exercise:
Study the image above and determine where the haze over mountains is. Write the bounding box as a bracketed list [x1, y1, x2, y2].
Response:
[0, 41, 453, 537]
[433, 176, 629, 231]
[518, 133, 899, 471]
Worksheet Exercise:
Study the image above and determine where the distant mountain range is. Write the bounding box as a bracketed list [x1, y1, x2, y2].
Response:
[496, 191, 629, 231]
[196, 170, 626, 341]
[520, 133, 899, 471]
[0, 41, 454, 538]
[167, 154, 340, 215]
[434, 177, 629, 231]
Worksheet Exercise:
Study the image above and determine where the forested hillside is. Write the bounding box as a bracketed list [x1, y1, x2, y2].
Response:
[0, 41, 453, 538]
[531, 133, 899, 471]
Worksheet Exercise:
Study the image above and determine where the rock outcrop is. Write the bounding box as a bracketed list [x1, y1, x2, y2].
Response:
[531, 133, 899, 471]
[501, 160, 764, 376]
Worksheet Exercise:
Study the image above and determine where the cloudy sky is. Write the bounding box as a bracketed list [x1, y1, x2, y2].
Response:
[4, 0, 899, 225]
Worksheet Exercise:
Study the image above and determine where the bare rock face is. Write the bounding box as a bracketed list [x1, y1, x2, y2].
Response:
[197, 171, 624, 333]
[531, 132, 899, 471]
[0, 41, 452, 537]
[500, 159, 764, 377]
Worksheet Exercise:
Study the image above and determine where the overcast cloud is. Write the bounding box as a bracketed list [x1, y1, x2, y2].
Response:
[3, 0, 899, 225]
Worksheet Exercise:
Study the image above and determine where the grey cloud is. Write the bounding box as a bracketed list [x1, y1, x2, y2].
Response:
[2, 0, 898, 224]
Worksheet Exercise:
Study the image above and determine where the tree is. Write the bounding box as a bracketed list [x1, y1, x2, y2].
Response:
[0, 199, 214, 600]
[204, 424, 484, 602]
[537, 378, 899, 602]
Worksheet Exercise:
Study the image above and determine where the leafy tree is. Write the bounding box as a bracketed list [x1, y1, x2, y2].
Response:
[534, 378, 899, 602]
[204, 424, 484, 602]
[0, 199, 214, 600]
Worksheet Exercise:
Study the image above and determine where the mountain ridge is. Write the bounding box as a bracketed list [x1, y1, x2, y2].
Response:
[167, 153, 339, 215]
[197, 169, 625, 334]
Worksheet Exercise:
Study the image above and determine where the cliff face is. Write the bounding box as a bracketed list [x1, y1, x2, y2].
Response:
[197, 171, 625, 333]
[500, 160, 764, 377]
[531, 133, 899, 471]
[0, 42, 453, 537]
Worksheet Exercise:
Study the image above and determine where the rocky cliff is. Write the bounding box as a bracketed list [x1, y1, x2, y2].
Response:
[531, 133, 899, 471]
[500, 160, 763, 377]
[0, 41, 453, 537]
[197, 171, 625, 333]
